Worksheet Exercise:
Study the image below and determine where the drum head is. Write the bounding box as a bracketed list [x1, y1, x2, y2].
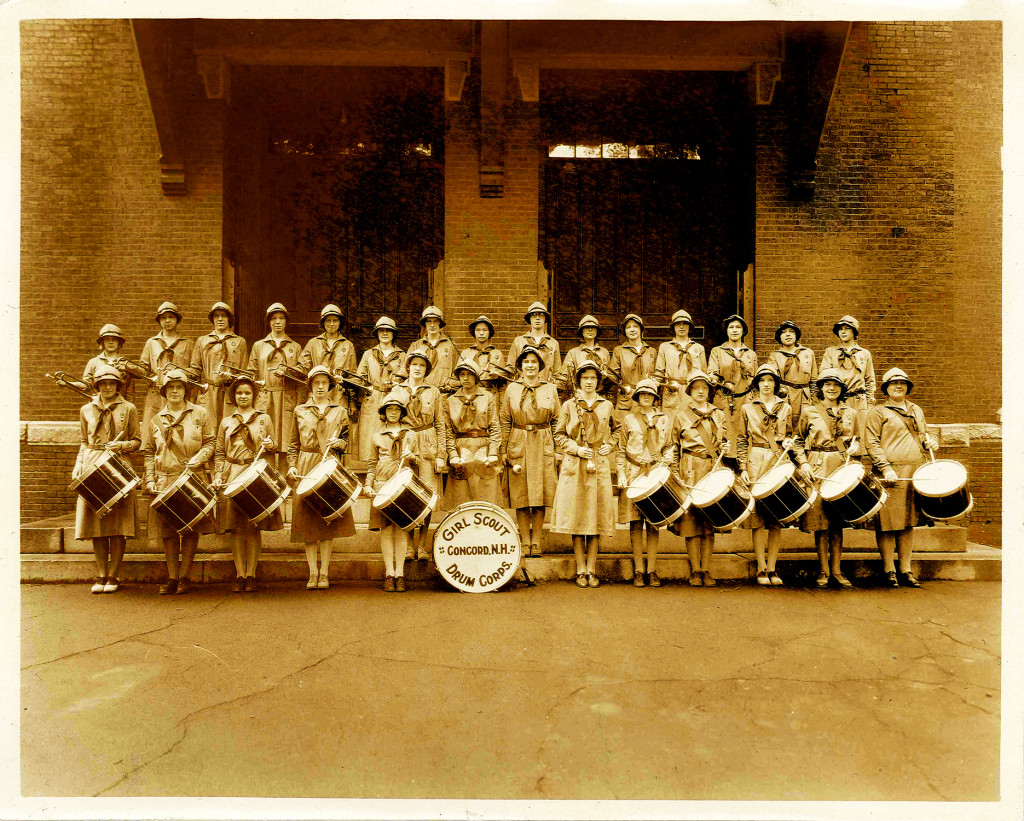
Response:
[752, 462, 794, 498]
[690, 469, 735, 507]
[433, 501, 522, 593]
[625, 464, 667, 501]
[820, 464, 864, 501]
[374, 466, 415, 507]
[224, 462, 261, 498]
[913, 460, 968, 497]
[296, 458, 336, 496]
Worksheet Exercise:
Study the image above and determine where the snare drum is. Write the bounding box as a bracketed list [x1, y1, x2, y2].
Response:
[625, 464, 690, 528]
[689, 468, 754, 531]
[751, 462, 817, 525]
[69, 450, 140, 517]
[373, 466, 439, 531]
[913, 460, 974, 521]
[223, 458, 291, 524]
[819, 463, 887, 525]
[151, 470, 218, 533]
[296, 456, 362, 522]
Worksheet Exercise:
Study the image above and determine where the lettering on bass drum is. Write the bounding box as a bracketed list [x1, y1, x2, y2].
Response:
[432, 501, 523, 593]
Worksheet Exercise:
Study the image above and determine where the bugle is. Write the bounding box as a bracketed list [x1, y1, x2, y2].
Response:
[272, 363, 309, 384]
[46, 371, 95, 400]
[332, 368, 372, 395]
[215, 363, 262, 385]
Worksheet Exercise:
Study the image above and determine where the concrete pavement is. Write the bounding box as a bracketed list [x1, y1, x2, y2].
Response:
[22, 579, 1000, 801]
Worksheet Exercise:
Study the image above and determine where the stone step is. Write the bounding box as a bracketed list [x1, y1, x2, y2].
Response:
[21, 545, 1001, 586]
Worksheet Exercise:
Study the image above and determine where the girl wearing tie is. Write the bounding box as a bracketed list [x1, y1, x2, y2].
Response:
[356, 316, 404, 462]
[559, 315, 611, 400]
[552, 360, 618, 588]
[653, 309, 707, 416]
[191, 301, 248, 428]
[767, 320, 818, 426]
[708, 314, 757, 463]
[139, 302, 194, 435]
[610, 314, 656, 419]
[248, 303, 303, 475]
[616, 378, 673, 587]
[287, 366, 355, 590]
[509, 302, 562, 382]
[83, 324, 132, 397]
[299, 304, 357, 410]
[445, 359, 501, 506]
[403, 306, 458, 390]
[820, 315, 877, 440]
[72, 364, 141, 594]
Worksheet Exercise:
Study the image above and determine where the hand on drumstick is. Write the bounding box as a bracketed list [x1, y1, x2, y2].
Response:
[185, 455, 204, 469]
[617, 471, 628, 490]
[923, 433, 938, 451]
[146, 481, 157, 494]
[261, 436, 274, 449]
[326, 437, 345, 449]
[739, 470, 750, 485]
[882, 467, 899, 485]
[450, 455, 463, 467]
[286, 466, 299, 482]
[484, 455, 498, 468]
[798, 463, 815, 483]
[434, 457, 446, 474]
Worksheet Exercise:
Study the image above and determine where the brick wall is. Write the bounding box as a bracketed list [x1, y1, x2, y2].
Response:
[21, 19, 225, 423]
[20, 444, 78, 523]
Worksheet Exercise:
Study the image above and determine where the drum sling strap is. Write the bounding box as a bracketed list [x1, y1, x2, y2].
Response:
[810, 401, 847, 455]
[162, 410, 190, 467]
[688, 408, 720, 459]
[887, 404, 928, 459]
[717, 347, 755, 399]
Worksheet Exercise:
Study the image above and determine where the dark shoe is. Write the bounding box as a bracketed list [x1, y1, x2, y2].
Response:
[648, 571, 661, 588]
[91, 577, 106, 594]
[575, 572, 588, 589]
[815, 572, 830, 589]
[901, 572, 922, 589]
[768, 571, 784, 587]
[158, 579, 178, 595]
[885, 570, 900, 588]
[395, 575, 406, 593]
[756, 570, 770, 586]
[231, 577, 244, 593]
[587, 573, 600, 588]
[176, 577, 191, 594]
[243, 576, 257, 593]
[633, 571, 646, 588]
[702, 571, 717, 587]
[383, 575, 396, 593]
[833, 573, 853, 589]
[689, 572, 703, 587]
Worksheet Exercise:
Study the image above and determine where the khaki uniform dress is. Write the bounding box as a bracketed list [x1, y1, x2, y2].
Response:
[653, 339, 707, 415]
[820, 344, 876, 442]
[559, 344, 611, 397]
[287, 400, 356, 542]
[139, 333, 195, 436]
[215, 408, 284, 534]
[616, 408, 673, 523]
[509, 333, 562, 383]
[143, 402, 217, 539]
[794, 401, 856, 533]
[355, 345, 404, 462]
[499, 381, 561, 509]
[391, 381, 447, 507]
[445, 386, 501, 506]
[365, 425, 419, 531]
[551, 396, 618, 537]
[736, 396, 793, 530]
[248, 334, 303, 472]
[460, 344, 507, 404]
[669, 404, 728, 538]
[83, 352, 132, 398]
[768, 347, 818, 428]
[610, 342, 657, 415]
[865, 401, 928, 532]
[73, 394, 141, 540]
[402, 336, 459, 389]
[708, 343, 758, 459]
[191, 331, 248, 428]
[299, 335, 357, 409]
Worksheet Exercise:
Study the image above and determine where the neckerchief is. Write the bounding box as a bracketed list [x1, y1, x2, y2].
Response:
[720, 345, 753, 380]
[886, 403, 926, 455]
[774, 347, 810, 385]
[88, 400, 117, 444]
[155, 335, 183, 370]
[372, 347, 402, 388]
[519, 382, 542, 415]
[688, 405, 720, 457]
[754, 398, 783, 454]
[453, 390, 482, 428]
[638, 411, 663, 457]
[265, 336, 292, 368]
[406, 384, 430, 422]
[229, 410, 260, 456]
[160, 406, 191, 464]
[835, 345, 865, 373]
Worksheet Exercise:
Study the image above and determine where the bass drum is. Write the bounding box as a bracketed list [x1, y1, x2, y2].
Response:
[432, 502, 522, 593]
[913, 459, 973, 521]
[689, 468, 754, 532]
[373, 466, 438, 531]
[625, 464, 690, 528]
[223, 458, 291, 525]
[151, 470, 218, 533]
[69, 450, 140, 517]
[296, 456, 362, 522]
[819, 463, 887, 525]
[751, 462, 817, 525]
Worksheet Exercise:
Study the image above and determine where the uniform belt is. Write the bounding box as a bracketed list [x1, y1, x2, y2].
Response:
[626, 453, 654, 467]
[411, 423, 433, 432]
[300, 447, 322, 454]
[514, 423, 541, 432]
[226, 456, 255, 465]
[683, 450, 714, 459]
[456, 429, 488, 439]
[810, 446, 839, 453]
[846, 388, 867, 397]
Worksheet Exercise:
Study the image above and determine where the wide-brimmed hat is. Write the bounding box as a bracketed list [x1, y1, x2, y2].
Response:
[751, 363, 781, 394]
[468, 315, 495, 339]
[574, 359, 603, 387]
[832, 315, 860, 338]
[319, 304, 344, 329]
[208, 301, 235, 325]
[92, 363, 123, 388]
[880, 367, 914, 396]
[419, 306, 446, 328]
[405, 349, 434, 376]
[265, 302, 289, 321]
[373, 316, 398, 338]
[227, 374, 261, 404]
[633, 378, 660, 399]
[159, 367, 189, 396]
[774, 320, 802, 344]
[523, 301, 550, 323]
[378, 391, 409, 420]
[621, 313, 645, 332]
[96, 324, 125, 345]
[577, 315, 601, 337]
[515, 345, 545, 370]
[453, 358, 482, 383]
[305, 364, 336, 391]
[722, 314, 748, 338]
[670, 309, 694, 328]
[685, 370, 715, 397]
[155, 301, 182, 323]
[816, 367, 849, 399]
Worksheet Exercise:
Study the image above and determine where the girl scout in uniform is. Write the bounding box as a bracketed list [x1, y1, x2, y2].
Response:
[509, 301, 562, 382]
[767, 320, 817, 426]
[445, 359, 501, 506]
[865, 367, 936, 589]
[558, 315, 611, 399]
[820, 315, 876, 439]
[552, 360, 618, 588]
[356, 316, 404, 462]
[610, 314, 657, 419]
[139, 302, 194, 435]
[248, 303, 303, 475]
[737, 364, 792, 587]
[403, 306, 458, 389]
[460, 315, 504, 384]
[708, 314, 757, 462]
[143, 368, 216, 595]
[191, 301, 248, 428]
[286, 365, 355, 589]
[499, 346, 561, 557]
[83, 324, 131, 396]
[299, 304, 357, 410]
[616, 378, 672, 587]
[214, 375, 281, 593]
[73, 364, 141, 594]
[653, 309, 707, 416]
[669, 371, 728, 587]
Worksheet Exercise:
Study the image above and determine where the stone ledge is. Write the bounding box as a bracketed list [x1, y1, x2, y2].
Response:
[24, 421, 80, 446]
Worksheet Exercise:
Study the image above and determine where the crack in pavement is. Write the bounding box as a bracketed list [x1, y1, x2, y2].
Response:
[95, 724, 188, 796]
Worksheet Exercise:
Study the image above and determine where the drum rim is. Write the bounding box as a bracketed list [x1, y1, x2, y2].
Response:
[296, 456, 351, 496]
[912, 459, 969, 498]
[920, 492, 974, 521]
[770, 488, 818, 524]
[819, 462, 867, 501]
[624, 463, 670, 502]
[690, 468, 738, 507]
[373, 466, 420, 507]
[223, 458, 271, 498]
[704, 495, 755, 531]
[751, 461, 795, 498]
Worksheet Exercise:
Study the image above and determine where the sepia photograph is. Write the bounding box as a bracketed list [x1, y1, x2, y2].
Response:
[7, 2, 1020, 818]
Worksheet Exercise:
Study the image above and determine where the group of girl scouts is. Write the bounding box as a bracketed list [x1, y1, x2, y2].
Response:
[72, 299, 936, 596]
